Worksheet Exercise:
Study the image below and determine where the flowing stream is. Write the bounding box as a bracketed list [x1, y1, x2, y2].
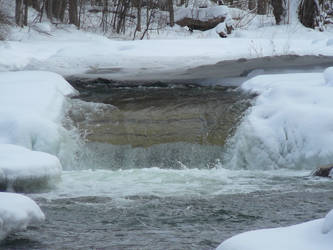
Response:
[2, 60, 333, 249]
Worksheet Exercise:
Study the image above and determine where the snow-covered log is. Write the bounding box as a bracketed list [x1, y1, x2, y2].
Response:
[175, 6, 230, 31]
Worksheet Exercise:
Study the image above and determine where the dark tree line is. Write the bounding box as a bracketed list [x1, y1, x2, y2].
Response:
[15, 0, 80, 27]
[13, 0, 176, 35]
[11, 0, 333, 35]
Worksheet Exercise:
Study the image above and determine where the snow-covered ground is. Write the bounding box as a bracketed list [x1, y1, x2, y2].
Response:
[1, 22, 333, 79]
[0, 192, 45, 241]
[217, 208, 333, 250]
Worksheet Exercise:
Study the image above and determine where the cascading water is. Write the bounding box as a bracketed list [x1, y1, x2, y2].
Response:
[4, 74, 333, 250]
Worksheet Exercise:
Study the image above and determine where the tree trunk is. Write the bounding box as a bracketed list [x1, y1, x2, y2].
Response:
[248, 0, 256, 10]
[24, 0, 28, 25]
[257, 0, 268, 14]
[31, 0, 40, 11]
[102, 0, 108, 32]
[298, 0, 321, 28]
[46, 0, 53, 21]
[271, 0, 286, 24]
[136, 0, 142, 31]
[59, 0, 67, 22]
[168, 0, 174, 27]
[16, 0, 24, 27]
[69, 0, 79, 26]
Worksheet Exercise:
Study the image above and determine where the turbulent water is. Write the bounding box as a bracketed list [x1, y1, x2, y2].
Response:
[2, 78, 333, 250]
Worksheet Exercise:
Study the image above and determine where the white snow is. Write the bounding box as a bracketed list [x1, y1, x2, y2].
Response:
[225, 68, 333, 170]
[175, 6, 229, 22]
[322, 209, 333, 234]
[323, 67, 333, 86]
[1, 23, 333, 78]
[0, 144, 62, 191]
[217, 209, 333, 250]
[0, 192, 45, 241]
[0, 71, 78, 191]
[0, 71, 77, 154]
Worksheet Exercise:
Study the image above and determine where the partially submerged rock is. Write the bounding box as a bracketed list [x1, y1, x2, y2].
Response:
[312, 164, 333, 178]
[0, 192, 45, 241]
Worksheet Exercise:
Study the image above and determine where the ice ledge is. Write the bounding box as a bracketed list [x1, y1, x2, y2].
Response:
[0, 144, 62, 192]
[0, 192, 45, 241]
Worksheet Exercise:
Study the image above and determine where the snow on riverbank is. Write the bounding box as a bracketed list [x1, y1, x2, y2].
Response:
[0, 192, 45, 241]
[0, 144, 61, 192]
[217, 209, 333, 250]
[0, 71, 76, 239]
[1, 23, 333, 78]
[224, 67, 333, 170]
[0, 71, 77, 191]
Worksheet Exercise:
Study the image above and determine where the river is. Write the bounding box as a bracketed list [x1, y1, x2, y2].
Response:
[1, 57, 333, 249]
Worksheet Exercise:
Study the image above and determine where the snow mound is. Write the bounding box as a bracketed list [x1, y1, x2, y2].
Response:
[0, 71, 79, 190]
[217, 213, 333, 250]
[0, 71, 77, 155]
[322, 209, 333, 234]
[0, 192, 45, 241]
[224, 71, 333, 170]
[0, 144, 61, 192]
[323, 67, 333, 86]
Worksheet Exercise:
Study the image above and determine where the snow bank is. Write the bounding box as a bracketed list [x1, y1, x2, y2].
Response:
[0, 192, 45, 241]
[1, 25, 333, 78]
[225, 68, 333, 170]
[0, 71, 77, 154]
[0, 144, 61, 192]
[217, 209, 333, 250]
[0, 71, 78, 191]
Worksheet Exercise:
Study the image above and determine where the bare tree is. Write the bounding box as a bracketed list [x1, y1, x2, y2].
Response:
[298, 0, 323, 29]
[168, 0, 174, 26]
[69, 0, 79, 26]
[257, 0, 268, 14]
[15, 0, 24, 27]
[136, 0, 142, 32]
[248, 0, 256, 10]
[271, 0, 286, 24]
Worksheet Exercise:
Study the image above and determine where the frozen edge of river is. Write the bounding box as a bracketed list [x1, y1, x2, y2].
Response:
[0, 71, 76, 240]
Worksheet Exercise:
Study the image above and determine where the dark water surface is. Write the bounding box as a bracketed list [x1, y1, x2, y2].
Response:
[2, 190, 333, 250]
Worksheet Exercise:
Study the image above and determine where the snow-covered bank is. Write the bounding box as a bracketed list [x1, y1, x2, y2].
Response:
[0, 192, 45, 241]
[0, 144, 61, 192]
[1, 25, 333, 79]
[217, 208, 333, 250]
[0, 71, 78, 191]
[224, 67, 333, 170]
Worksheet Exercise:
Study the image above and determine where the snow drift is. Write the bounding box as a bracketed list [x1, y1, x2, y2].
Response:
[0, 71, 78, 191]
[217, 208, 333, 250]
[224, 67, 333, 170]
[0, 192, 45, 241]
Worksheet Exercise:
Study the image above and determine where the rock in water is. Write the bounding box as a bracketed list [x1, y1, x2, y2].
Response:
[312, 164, 333, 177]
